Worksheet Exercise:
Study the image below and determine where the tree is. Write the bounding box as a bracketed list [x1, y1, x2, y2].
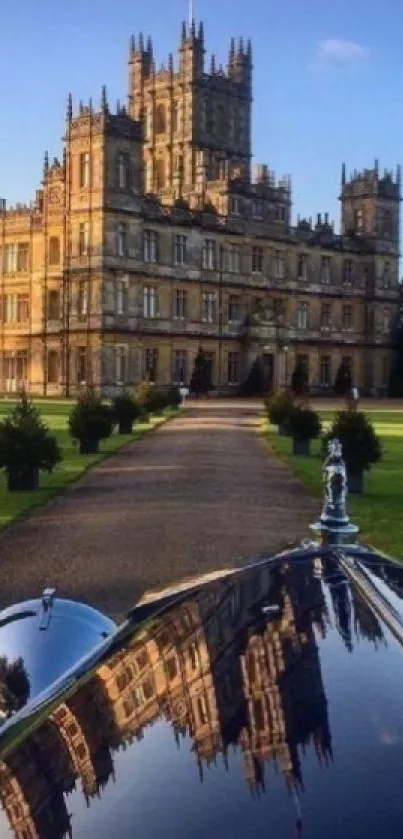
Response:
[291, 359, 309, 398]
[0, 656, 30, 718]
[388, 313, 403, 396]
[334, 360, 353, 397]
[190, 347, 212, 396]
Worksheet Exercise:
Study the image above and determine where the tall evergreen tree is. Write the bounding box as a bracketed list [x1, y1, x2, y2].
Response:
[388, 315, 403, 396]
[334, 360, 353, 396]
[240, 357, 267, 397]
[190, 347, 212, 395]
[291, 359, 309, 398]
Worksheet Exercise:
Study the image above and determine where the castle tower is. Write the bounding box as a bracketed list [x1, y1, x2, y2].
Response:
[339, 162, 401, 248]
[127, 20, 253, 208]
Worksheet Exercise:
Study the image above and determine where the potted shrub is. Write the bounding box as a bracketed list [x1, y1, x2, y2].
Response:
[287, 406, 321, 456]
[322, 410, 382, 494]
[265, 389, 294, 435]
[136, 381, 168, 416]
[167, 385, 181, 408]
[112, 391, 141, 434]
[0, 392, 62, 491]
[69, 391, 113, 455]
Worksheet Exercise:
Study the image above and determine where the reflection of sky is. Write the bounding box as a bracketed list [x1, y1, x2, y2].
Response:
[66, 720, 293, 839]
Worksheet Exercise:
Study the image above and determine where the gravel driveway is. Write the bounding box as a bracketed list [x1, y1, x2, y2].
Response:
[0, 402, 319, 622]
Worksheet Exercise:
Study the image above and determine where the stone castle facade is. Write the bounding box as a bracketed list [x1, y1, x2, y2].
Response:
[0, 18, 400, 396]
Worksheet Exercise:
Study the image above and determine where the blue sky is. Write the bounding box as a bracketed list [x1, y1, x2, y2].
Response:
[1, 0, 402, 230]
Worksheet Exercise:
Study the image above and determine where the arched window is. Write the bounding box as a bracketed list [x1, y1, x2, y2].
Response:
[155, 158, 166, 190]
[117, 153, 128, 189]
[155, 104, 166, 134]
[49, 236, 60, 265]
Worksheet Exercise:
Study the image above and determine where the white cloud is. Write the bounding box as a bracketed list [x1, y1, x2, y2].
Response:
[316, 38, 371, 65]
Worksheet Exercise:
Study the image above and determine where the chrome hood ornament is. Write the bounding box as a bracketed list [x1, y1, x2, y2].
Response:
[311, 438, 359, 545]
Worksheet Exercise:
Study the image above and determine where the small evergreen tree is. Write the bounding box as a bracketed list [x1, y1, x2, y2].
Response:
[190, 347, 212, 396]
[290, 360, 309, 398]
[334, 360, 353, 396]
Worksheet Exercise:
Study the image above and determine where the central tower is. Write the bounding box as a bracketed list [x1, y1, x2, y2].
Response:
[128, 19, 253, 209]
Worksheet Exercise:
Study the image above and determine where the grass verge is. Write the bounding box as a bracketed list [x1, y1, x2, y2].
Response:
[0, 400, 179, 531]
[263, 409, 403, 558]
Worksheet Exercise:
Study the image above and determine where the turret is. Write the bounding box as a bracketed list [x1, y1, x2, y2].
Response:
[228, 36, 253, 90]
[178, 18, 205, 78]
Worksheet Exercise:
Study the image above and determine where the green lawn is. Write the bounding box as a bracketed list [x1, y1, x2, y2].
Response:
[263, 409, 403, 558]
[0, 399, 177, 529]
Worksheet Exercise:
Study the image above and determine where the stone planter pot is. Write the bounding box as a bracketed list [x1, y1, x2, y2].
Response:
[7, 468, 39, 492]
[79, 439, 99, 455]
[292, 438, 311, 456]
[347, 470, 364, 494]
[118, 420, 133, 435]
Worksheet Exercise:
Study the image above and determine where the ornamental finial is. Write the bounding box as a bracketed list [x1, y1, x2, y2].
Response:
[310, 438, 359, 545]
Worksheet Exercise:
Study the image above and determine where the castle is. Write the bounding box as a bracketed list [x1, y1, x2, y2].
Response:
[0, 18, 400, 396]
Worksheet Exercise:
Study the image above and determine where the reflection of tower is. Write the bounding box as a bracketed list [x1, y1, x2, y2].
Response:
[66, 679, 115, 801]
[232, 561, 331, 794]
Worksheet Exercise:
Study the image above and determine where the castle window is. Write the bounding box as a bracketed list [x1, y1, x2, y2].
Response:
[17, 243, 29, 272]
[228, 352, 239, 385]
[79, 152, 90, 188]
[320, 256, 331, 284]
[155, 158, 166, 190]
[143, 286, 158, 319]
[49, 236, 60, 265]
[47, 290, 60, 320]
[173, 289, 187, 320]
[228, 295, 241, 323]
[117, 153, 128, 189]
[46, 350, 59, 384]
[202, 292, 216, 323]
[173, 234, 187, 266]
[155, 104, 166, 134]
[252, 199, 264, 219]
[116, 223, 127, 257]
[355, 209, 364, 231]
[320, 355, 331, 386]
[342, 305, 353, 331]
[275, 205, 286, 223]
[273, 251, 285, 280]
[172, 349, 188, 384]
[142, 348, 158, 381]
[343, 259, 353, 286]
[296, 302, 309, 330]
[202, 239, 216, 270]
[116, 280, 126, 315]
[4, 243, 18, 273]
[383, 261, 391, 287]
[230, 196, 240, 216]
[227, 244, 241, 273]
[383, 309, 391, 334]
[197, 694, 208, 725]
[77, 348, 87, 384]
[78, 222, 90, 256]
[382, 210, 393, 238]
[321, 303, 331, 329]
[115, 346, 128, 384]
[78, 281, 88, 316]
[144, 230, 159, 263]
[252, 246, 263, 274]
[297, 254, 308, 281]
